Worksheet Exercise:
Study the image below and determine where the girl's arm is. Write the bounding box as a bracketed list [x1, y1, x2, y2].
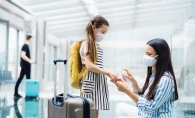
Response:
[85, 55, 119, 81]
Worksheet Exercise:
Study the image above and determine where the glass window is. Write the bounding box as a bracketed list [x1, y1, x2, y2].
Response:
[17, 31, 24, 78]
[0, 21, 8, 72]
[172, 49, 184, 66]
[8, 27, 18, 80]
[49, 45, 54, 81]
[104, 48, 115, 65]
[131, 48, 144, 65]
[116, 48, 131, 65]
[44, 43, 50, 82]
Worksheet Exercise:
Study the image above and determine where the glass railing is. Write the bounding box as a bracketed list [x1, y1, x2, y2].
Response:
[171, 13, 195, 117]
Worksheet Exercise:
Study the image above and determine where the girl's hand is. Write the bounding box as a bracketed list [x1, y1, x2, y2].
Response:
[108, 72, 122, 82]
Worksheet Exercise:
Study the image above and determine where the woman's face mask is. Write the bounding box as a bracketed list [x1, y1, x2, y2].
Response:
[143, 55, 158, 67]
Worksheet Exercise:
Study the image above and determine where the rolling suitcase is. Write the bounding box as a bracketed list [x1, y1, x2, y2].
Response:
[25, 79, 40, 97]
[48, 59, 96, 118]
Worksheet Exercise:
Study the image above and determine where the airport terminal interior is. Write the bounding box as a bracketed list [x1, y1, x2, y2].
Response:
[0, 0, 195, 118]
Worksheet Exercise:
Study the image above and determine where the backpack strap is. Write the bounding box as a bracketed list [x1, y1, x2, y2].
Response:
[80, 67, 88, 95]
[79, 39, 88, 95]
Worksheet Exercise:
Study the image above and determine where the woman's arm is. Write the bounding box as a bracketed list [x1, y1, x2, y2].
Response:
[123, 69, 140, 93]
[131, 81, 140, 94]
[112, 76, 174, 111]
[124, 88, 139, 103]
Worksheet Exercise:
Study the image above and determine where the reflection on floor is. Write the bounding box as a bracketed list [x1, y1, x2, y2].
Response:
[0, 81, 195, 118]
[0, 94, 195, 118]
[0, 94, 135, 118]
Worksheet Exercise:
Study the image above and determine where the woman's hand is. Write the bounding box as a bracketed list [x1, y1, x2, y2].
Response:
[110, 79, 129, 93]
[111, 79, 139, 103]
[122, 69, 136, 83]
[122, 68, 140, 94]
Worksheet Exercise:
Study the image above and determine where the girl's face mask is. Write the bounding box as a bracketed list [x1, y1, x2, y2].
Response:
[96, 32, 105, 42]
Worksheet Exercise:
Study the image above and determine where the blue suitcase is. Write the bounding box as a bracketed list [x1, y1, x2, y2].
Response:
[25, 79, 40, 97]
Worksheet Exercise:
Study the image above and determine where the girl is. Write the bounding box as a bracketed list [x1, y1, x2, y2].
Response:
[80, 15, 120, 118]
[112, 38, 178, 118]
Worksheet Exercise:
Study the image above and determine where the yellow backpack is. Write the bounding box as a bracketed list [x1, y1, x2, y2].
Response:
[69, 40, 88, 89]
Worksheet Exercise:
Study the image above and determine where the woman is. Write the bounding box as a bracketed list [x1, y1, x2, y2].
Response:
[80, 15, 120, 118]
[112, 38, 178, 118]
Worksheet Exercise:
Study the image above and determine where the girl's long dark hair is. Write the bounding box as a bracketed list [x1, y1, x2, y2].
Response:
[138, 38, 178, 101]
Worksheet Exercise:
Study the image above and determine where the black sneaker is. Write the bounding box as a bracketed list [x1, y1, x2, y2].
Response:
[14, 93, 22, 98]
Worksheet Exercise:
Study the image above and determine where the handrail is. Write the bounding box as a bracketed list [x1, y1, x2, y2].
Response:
[171, 13, 195, 36]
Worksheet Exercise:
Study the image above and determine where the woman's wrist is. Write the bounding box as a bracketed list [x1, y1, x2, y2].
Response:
[125, 88, 139, 103]
[130, 79, 137, 85]
[124, 88, 132, 95]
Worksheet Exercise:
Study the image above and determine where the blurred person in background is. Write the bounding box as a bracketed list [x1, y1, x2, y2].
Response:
[14, 35, 35, 98]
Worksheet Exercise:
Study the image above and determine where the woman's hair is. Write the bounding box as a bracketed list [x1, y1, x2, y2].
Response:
[26, 35, 32, 40]
[85, 15, 109, 63]
[138, 38, 178, 101]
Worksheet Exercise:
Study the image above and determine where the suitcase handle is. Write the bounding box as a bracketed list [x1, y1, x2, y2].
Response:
[53, 59, 67, 65]
[53, 58, 67, 104]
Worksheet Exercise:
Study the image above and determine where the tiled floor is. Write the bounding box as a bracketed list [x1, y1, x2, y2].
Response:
[1, 94, 195, 118]
[0, 95, 135, 118]
[1, 82, 195, 118]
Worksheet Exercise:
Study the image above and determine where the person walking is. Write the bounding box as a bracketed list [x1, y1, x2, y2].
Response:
[14, 35, 35, 98]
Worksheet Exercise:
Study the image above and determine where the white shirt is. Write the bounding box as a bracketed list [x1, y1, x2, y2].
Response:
[79, 40, 88, 65]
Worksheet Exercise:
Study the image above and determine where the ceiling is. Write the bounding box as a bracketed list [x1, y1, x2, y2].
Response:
[16, 0, 195, 38]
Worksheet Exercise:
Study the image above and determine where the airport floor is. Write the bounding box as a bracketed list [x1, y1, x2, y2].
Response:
[0, 83, 195, 118]
[0, 94, 136, 118]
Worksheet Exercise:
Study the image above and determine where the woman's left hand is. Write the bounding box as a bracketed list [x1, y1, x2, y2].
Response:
[111, 79, 129, 93]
